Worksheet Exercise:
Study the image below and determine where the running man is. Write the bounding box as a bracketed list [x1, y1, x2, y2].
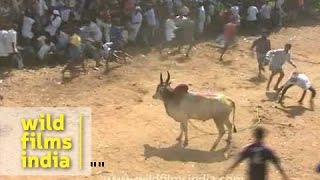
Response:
[277, 71, 316, 107]
[251, 31, 271, 77]
[222, 127, 289, 180]
[316, 163, 320, 173]
[266, 43, 296, 91]
[219, 19, 237, 61]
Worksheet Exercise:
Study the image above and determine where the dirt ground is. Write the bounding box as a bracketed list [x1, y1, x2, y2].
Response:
[1, 24, 320, 180]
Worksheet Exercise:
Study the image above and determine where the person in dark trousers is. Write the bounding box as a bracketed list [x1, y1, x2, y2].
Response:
[221, 127, 289, 180]
[277, 71, 316, 108]
[251, 31, 271, 77]
[316, 162, 320, 173]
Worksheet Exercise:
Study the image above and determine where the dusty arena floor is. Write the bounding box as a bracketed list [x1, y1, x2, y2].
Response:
[1, 24, 320, 180]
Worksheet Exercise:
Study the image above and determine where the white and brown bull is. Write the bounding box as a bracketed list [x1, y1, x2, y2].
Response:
[152, 71, 237, 151]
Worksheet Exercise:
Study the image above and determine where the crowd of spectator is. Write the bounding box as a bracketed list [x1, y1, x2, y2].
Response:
[0, 0, 309, 69]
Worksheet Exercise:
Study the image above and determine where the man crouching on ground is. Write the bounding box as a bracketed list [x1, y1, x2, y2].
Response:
[277, 71, 316, 109]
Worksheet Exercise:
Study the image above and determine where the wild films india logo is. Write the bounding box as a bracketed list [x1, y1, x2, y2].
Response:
[0, 108, 91, 176]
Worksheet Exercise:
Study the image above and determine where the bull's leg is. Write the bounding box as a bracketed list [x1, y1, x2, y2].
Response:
[224, 119, 233, 144]
[176, 122, 184, 142]
[210, 120, 225, 151]
[181, 120, 189, 147]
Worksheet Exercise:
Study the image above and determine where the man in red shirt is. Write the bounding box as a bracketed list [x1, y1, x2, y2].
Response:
[219, 19, 237, 61]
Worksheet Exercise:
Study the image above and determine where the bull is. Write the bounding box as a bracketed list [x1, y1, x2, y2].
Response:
[152, 71, 237, 151]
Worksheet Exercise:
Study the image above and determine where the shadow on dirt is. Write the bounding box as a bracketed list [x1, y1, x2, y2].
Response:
[261, 91, 279, 102]
[143, 143, 227, 163]
[248, 75, 267, 85]
[275, 105, 313, 118]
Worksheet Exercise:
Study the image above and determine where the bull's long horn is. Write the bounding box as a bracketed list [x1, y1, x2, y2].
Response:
[160, 73, 164, 84]
[166, 71, 170, 84]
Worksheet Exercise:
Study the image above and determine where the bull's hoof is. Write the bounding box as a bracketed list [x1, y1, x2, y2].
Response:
[176, 136, 182, 142]
[225, 139, 231, 144]
[210, 144, 218, 151]
[183, 141, 188, 147]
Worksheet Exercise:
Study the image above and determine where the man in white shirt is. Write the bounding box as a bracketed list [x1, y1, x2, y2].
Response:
[143, 4, 157, 46]
[22, 10, 35, 44]
[37, 37, 54, 61]
[260, 2, 272, 29]
[247, 5, 259, 34]
[45, 10, 62, 38]
[277, 71, 316, 108]
[231, 5, 241, 26]
[4, 25, 24, 69]
[195, 2, 206, 38]
[159, 13, 178, 55]
[266, 44, 296, 91]
[276, 0, 285, 26]
[128, 6, 143, 43]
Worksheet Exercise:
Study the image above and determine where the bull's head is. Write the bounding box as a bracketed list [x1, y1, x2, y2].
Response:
[152, 71, 171, 100]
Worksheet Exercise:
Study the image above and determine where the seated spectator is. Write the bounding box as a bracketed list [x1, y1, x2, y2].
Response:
[55, 29, 70, 53]
[37, 36, 55, 62]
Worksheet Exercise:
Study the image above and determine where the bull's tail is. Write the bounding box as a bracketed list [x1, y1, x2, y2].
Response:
[227, 98, 237, 133]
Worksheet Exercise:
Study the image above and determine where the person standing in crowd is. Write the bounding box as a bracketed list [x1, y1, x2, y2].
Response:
[276, 0, 285, 26]
[251, 31, 271, 77]
[21, 10, 35, 45]
[195, 1, 206, 38]
[221, 127, 289, 180]
[266, 43, 296, 91]
[260, 1, 272, 29]
[31, 0, 48, 33]
[230, 4, 241, 27]
[89, 19, 103, 43]
[159, 13, 178, 55]
[219, 19, 237, 61]
[277, 71, 316, 108]
[175, 6, 194, 57]
[96, 5, 112, 43]
[4, 24, 24, 69]
[143, 3, 157, 46]
[246, 4, 259, 35]
[128, 6, 143, 44]
[45, 10, 62, 41]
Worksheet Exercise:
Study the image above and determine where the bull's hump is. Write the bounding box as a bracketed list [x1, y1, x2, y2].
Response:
[174, 84, 189, 94]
